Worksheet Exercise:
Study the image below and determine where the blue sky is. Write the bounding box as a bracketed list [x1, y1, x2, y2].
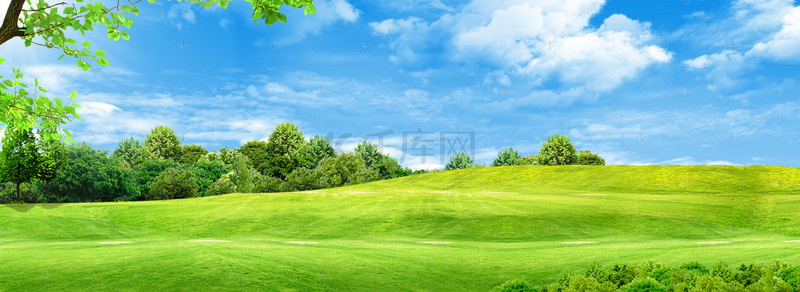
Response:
[4, 0, 800, 169]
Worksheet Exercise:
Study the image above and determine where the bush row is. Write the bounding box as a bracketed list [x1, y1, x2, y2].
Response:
[493, 261, 800, 292]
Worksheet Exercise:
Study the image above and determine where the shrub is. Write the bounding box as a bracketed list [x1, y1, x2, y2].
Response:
[492, 148, 522, 166]
[520, 155, 538, 165]
[566, 275, 616, 292]
[445, 152, 474, 170]
[374, 156, 402, 179]
[207, 175, 237, 196]
[147, 168, 199, 200]
[577, 150, 605, 166]
[537, 134, 578, 165]
[621, 278, 667, 292]
[134, 159, 182, 198]
[180, 144, 208, 164]
[254, 175, 283, 193]
[492, 279, 540, 292]
[283, 167, 322, 191]
[265, 123, 306, 179]
[143, 125, 181, 160]
[317, 153, 373, 188]
[112, 137, 147, 165]
[0, 128, 42, 200]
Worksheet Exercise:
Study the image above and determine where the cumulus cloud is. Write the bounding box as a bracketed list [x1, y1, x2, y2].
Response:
[370, 0, 671, 98]
[683, 1, 800, 91]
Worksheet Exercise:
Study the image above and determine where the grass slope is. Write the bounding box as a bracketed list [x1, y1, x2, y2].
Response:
[3, 165, 800, 291]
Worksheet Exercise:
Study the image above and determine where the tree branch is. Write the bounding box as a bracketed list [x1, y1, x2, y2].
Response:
[0, 0, 26, 45]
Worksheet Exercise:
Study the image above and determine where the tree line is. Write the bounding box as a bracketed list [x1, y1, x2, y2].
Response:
[0, 125, 604, 203]
[0, 123, 424, 203]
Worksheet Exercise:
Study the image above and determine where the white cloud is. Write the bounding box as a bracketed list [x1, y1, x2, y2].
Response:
[370, 0, 670, 98]
[167, 2, 196, 30]
[684, 50, 753, 91]
[277, 0, 360, 45]
[749, 6, 800, 62]
[660, 157, 736, 166]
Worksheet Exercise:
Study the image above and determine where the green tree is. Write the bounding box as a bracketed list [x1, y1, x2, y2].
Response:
[231, 153, 254, 193]
[492, 148, 522, 166]
[133, 159, 182, 198]
[44, 144, 139, 202]
[281, 167, 321, 191]
[354, 141, 384, 169]
[316, 153, 372, 188]
[179, 144, 208, 164]
[520, 155, 538, 165]
[0, 128, 41, 199]
[112, 137, 147, 165]
[537, 134, 578, 166]
[207, 175, 237, 196]
[238, 140, 269, 173]
[577, 150, 605, 166]
[264, 123, 306, 179]
[147, 168, 199, 200]
[445, 152, 474, 170]
[35, 129, 66, 200]
[143, 125, 181, 160]
[304, 135, 336, 167]
[0, 0, 315, 134]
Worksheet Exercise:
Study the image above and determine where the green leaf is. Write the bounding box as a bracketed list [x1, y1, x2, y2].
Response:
[96, 49, 106, 58]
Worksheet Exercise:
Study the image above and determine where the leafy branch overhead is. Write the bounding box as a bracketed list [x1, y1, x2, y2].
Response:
[0, 0, 314, 136]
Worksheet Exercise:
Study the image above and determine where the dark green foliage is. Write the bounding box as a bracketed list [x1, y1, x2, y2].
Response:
[134, 159, 182, 199]
[35, 131, 67, 201]
[238, 141, 269, 173]
[254, 175, 283, 193]
[0, 128, 41, 200]
[316, 153, 371, 188]
[144, 125, 181, 160]
[679, 261, 709, 274]
[374, 156, 402, 179]
[577, 150, 605, 166]
[147, 168, 199, 200]
[304, 135, 336, 168]
[44, 144, 139, 202]
[537, 134, 578, 165]
[232, 154, 255, 193]
[180, 144, 208, 165]
[492, 279, 540, 292]
[445, 152, 474, 170]
[566, 275, 616, 292]
[492, 148, 522, 166]
[112, 137, 147, 165]
[265, 123, 306, 179]
[0, 182, 36, 203]
[281, 168, 321, 191]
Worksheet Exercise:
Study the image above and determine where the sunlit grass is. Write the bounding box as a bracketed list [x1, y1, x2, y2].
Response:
[3, 165, 800, 291]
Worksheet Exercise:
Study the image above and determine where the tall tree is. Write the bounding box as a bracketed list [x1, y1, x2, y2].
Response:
[0, 0, 315, 136]
[354, 141, 385, 169]
[264, 123, 306, 179]
[143, 126, 181, 161]
[238, 140, 269, 173]
[304, 135, 336, 168]
[36, 128, 66, 200]
[0, 128, 41, 199]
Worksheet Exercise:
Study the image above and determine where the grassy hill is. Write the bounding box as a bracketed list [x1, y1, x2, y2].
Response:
[3, 165, 800, 291]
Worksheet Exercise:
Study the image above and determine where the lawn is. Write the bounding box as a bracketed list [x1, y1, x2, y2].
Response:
[3, 165, 800, 291]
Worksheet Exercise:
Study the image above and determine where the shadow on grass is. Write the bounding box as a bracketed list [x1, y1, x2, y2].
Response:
[2, 203, 63, 212]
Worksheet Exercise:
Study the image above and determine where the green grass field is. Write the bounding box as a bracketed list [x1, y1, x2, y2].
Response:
[3, 165, 800, 291]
